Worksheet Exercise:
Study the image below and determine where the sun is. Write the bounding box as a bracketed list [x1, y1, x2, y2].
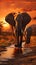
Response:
[0, 17, 11, 31]
[3, 22, 10, 27]
[1, 17, 10, 27]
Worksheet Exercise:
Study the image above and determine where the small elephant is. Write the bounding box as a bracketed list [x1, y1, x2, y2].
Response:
[25, 24, 36, 44]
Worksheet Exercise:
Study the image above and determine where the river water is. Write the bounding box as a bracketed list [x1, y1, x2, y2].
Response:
[0, 28, 36, 65]
[0, 36, 36, 60]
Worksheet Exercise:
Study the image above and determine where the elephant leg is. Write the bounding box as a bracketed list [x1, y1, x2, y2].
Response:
[26, 35, 30, 44]
[24, 33, 31, 48]
[19, 33, 22, 47]
[26, 31, 31, 44]
[26, 27, 32, 44]
[17, 31, 22, 48]
[15, 29, 22, 48]
[15, 31, 19, 47]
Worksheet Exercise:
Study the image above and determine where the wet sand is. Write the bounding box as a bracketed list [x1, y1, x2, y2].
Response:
[0, 36, 36, 65]
[0, 45, 36, 65]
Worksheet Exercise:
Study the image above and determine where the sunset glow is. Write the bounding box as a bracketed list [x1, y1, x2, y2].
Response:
[0, 1, 36, 59]
[0, 0, 36, 29]
[0, 0, 36, 18]
[0, 1, 36, 63]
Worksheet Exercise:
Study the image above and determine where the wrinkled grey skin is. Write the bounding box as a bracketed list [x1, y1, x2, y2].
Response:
[25, 24, 36, 44]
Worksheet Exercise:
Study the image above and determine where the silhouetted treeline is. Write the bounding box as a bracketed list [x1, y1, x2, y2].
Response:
[0, 32, 15, 36]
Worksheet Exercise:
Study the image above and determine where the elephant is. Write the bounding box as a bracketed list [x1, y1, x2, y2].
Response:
[5, 12, 31, 48]
[25, 24, 36, 44]
[15, 12, 31, 47]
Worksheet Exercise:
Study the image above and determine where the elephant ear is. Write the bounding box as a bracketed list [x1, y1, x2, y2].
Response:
[5, 13, 15, 26]
[22, 12, 31, 25]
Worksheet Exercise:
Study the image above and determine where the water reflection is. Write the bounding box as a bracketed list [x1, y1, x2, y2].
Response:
[0, 36, 36, 60]
[0, 36, 36, 65]
[0, 45, 14, 59]
[0, 44, 23, 60]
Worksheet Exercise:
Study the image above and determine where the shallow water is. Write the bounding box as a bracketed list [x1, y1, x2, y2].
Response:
[0, 36, 36, 65]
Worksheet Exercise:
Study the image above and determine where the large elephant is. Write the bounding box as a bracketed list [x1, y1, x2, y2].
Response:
[25, 24, 36, 44]
[15, 12, 31, 47]
[5, 12, 31, 48]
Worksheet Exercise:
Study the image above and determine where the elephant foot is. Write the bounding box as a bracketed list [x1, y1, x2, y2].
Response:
[15, 44, 22, 48]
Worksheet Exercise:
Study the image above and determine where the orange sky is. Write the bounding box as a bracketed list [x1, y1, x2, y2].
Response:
[0, 0, 36, 28]
[0, 0, 36, 46]
[0, 0, 36, 18]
